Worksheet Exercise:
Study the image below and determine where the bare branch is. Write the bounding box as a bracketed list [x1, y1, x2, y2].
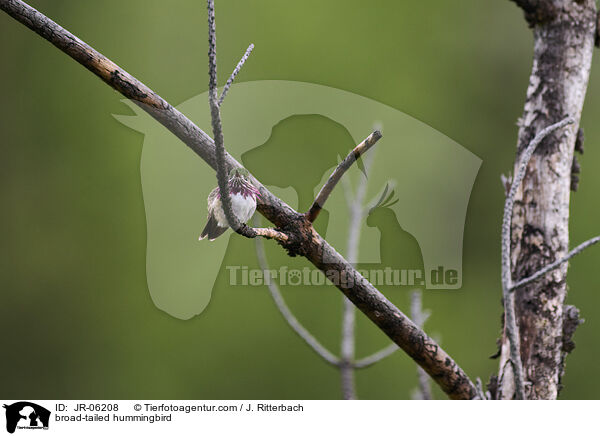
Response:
[207, 0, 241, 233]
[254, 233, 341, 367]
[0, 0, 478, 399]
[499, 0, 596, 399]
[502, 117, 575, 291]
[500, 116, 574, 400]
[219, 44, 254, 106]
[353, 344, 398, 369]
[411, 290, 432, 400]
[339, 152, 373, 400]
[340, 153, 398, 375]
[207, 0, 218, 101]
[510, 236, 600, 291]
[340, 298, 356, 399]
[252, 227, 289, 241]
[306, 130, 382, 222]
[344, 151, 374, 264]
[206, 0, 285, 242]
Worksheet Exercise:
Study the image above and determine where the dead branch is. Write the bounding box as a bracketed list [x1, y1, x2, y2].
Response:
[510, 236, 600, 291]
[499, 0, 596, 400]
[500, 117, 574, 399]
[207, 0, 286, 242]
[254, 234, 340, 367]
[339, 151, 375, 400]
[410, 290, 432, 400]
[306, 131, 382, 223]
[219, 44, 254, 106]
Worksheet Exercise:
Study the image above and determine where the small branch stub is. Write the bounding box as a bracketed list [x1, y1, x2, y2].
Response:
[307, 130, 382, 223]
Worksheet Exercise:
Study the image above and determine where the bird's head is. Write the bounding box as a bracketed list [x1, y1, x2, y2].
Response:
[228, 167, 260, 199]
[229, 167, 250, 181]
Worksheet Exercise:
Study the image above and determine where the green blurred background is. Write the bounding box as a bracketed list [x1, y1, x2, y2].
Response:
[1, 0, 599, 399]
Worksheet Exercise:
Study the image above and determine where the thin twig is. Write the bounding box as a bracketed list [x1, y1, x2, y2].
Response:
[340, 298, 356, 399]
[339, 152, 373, 400]
[207, 0, 239, 232]
[218, 44, 254, 106]
[502, 117, 575, 291]
[500, 116, 574, 400]
[353, 344, 398, 369]
[206, 0, 286, 242]
[254, 231, 341, 367]
[0, 0, 478, 399]
[510, 236, 600, 291]
[411, 290, 432, 400]
[344, 151, 373, 264]
[306, 130, 382, 222]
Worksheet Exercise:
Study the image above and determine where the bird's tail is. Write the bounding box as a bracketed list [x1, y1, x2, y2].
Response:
[199, 215, 228, 241]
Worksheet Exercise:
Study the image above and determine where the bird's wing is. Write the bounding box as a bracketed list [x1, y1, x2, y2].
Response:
[207, 186, 220, 212]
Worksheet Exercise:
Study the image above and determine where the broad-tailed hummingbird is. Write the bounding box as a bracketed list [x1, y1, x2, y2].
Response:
[199, 168, 260, 240]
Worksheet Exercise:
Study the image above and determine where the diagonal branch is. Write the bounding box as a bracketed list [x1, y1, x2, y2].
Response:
[0, 0, 478, 399]
[510, 236, 600, 291]
[306, 130, 382, 222]
[501, 116, 574, 400]
[219, 44, 254, 106]
[411, 290, 432, 400]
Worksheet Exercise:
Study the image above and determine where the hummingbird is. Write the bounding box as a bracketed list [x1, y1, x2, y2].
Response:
[199, 167, 261, 241]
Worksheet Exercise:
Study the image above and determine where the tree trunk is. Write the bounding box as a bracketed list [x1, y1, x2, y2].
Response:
[497, 0, 597, 400]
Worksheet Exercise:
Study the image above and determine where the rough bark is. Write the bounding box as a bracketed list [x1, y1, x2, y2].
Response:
[498, 0, 596, 400]
[0, 0, 477, 399]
